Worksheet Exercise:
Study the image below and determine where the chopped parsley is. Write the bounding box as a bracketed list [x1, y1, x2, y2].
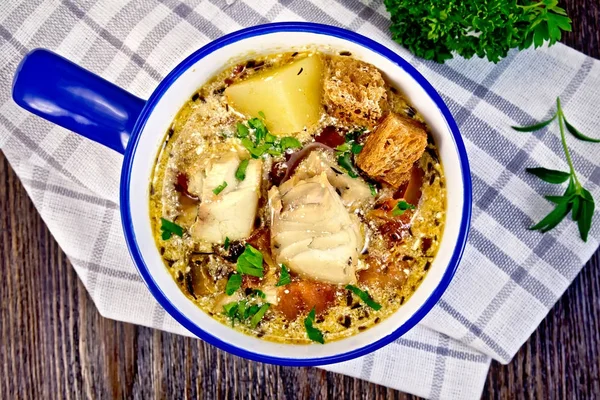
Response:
[236, 244, 264, 277]
[212, 181, 228, 195]
[236, 122, 249, 138]
[224, 236, 230, 250]
[225, 273, 242, 295]
[249, 289, 266, 299]
[237, 114, 302, 158]
[160, 218, 183, 240]
[346, 284, 382, 310]
[223, 302, 239, 326]
[280, 137, 302, 150]
[337, 153, 358, 178]
[223, 298, 270, 328]
[335, 129, 365, 178]
[276, 264, 291, 287]
[304, 308, 325, 344]
[235, 159, 249, 181]
[248, 117, 267, 144]
[351, 142, 364, 154]
[250, 303, 270, 328]
[393, 200, 416, 216]
[368, 183, 377, 196]
[258, 111, 266, 119]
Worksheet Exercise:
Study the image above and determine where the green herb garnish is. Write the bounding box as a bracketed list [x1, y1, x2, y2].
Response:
[225, 273, 242, 295]
[236, 244, 264, 277]
[236, 122, 249, 138]
[212, 181, 228, 195]
[248, 117, 267, 144]
[335, 143, 351, 154]
[258, 111, 266, 120]
[346, 285, 382, 310]
[280, 136, 302, 150]
[265, 133, 277, 144]
[393, 200, 415, 216]
[337, 153, 358, 178]
[160, 218, 184, 240]
[351, 143, 364, 154]
[512, 97, 596, 241]
[223, 302, 238, 326]
[250, 289, 266, 299]
[384, 0, 572, 63]
[276, 264, 291, 287]
[235, 159, 249, 181]
[250, 303, 270, 328]
[245, 304, 260, 320]
[224, 236, 230, 250]
[304, 308, 324, 344]
[368, 183, 377, 197]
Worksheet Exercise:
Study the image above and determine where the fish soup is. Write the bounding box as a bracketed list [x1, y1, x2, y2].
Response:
[149, 50, 446, 344]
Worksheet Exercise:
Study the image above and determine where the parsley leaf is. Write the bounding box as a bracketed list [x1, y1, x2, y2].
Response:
[225, 273, 242, 295]
[250, 303, 270, 328]
[223, 302, 239, 326]
[368, 183, 377, 197]
[235, 159, 249, 181]
[346, 285, 382, 310]
[393, 200, 415, 216]
[304, 308, 324, 344]
[276, 264, 291, 287]
[280, 137, 302, 150]
[236, 244, 264, 277]
[212, 181, 228, 195]
[351, 143, 364, 154]
[249, 289, 266, 299]
[224, 236, 230, 250]
[248, 118, 267, 144]
[337, 153, 358, 178]
[160, 218, 183, 240]
[236, 122, 249, 138]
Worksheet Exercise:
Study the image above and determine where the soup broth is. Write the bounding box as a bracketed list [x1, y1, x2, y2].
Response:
[149, 49, 446, 344]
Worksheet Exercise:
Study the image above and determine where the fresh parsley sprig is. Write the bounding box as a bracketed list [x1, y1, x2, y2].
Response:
[513, 97, 596, 241]
[384, 0, 572, 63]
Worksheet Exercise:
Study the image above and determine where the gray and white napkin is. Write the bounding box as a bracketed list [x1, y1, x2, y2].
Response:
[1, 1, 599, 399]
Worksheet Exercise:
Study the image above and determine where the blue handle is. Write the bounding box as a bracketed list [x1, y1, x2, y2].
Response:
[12, 49, 146, 154]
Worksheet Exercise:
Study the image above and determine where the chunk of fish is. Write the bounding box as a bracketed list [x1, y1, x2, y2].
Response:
[191, 153, 262, 243]
[269, 172, 362, 284]
[293, 150, 372, 209]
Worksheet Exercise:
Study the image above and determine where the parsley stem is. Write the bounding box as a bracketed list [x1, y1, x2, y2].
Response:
[556, 97, 580, 189]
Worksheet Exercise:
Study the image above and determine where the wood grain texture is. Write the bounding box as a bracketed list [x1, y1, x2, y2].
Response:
[1, 2, 599, 398]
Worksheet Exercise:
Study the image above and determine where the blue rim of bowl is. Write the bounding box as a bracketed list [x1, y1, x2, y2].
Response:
[120, 22, 472, 366]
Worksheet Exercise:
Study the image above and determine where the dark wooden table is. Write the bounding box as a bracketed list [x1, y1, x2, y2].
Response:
[1, 3, 599, 399]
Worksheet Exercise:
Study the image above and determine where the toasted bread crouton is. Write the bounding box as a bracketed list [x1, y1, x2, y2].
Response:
[323, 56, 388, 129]
[356, 113, 427, 187]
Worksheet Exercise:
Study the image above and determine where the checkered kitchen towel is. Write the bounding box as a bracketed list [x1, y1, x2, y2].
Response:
[1, 1, 599, 399]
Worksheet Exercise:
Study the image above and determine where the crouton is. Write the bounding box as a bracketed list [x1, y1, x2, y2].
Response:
[323, 56, 388, 129]
[356, 113, 427, 187]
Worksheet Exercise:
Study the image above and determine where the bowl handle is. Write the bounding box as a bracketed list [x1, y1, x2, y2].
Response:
[12, 49, 146, 155]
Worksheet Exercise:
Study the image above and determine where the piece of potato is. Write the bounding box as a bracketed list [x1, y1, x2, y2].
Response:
[225, 55, 323, 135]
